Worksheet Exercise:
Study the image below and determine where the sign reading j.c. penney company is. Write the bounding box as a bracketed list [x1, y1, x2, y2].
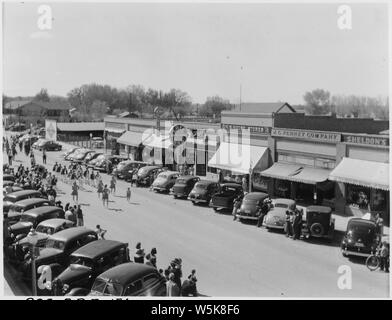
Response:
[271, 128, 341, 143]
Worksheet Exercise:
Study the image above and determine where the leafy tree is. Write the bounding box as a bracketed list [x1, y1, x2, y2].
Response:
[201, 96, 233, 117]
[34, 88, 50, 102]
[303, 89, 331, 115]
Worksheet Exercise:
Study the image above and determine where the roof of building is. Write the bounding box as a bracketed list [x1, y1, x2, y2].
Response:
[4, 100, 71, 111]
[231, 102, 296, 114]
[57, 122, 105, 132]
[4, 100, 31, 110]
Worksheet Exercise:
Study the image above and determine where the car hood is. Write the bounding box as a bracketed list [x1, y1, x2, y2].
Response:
[18, 233, 48, 246]
[57, 264, 92, 284]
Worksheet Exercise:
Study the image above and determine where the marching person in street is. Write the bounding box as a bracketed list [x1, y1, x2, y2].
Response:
[8, 148, 13, 165]
[102, 184, 110, 207]
[126, 187, 131, 202]
[97, 179, 104, 199]
[65, 206, 76, 225]
[42, 149, 47, 164]
[110, 176, 116, 195]
[76, 204, 84, 226]
[95, 225, 107, 239]
[71, 180, 79, 203]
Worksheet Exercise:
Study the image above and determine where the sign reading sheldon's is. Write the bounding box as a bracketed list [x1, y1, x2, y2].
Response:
[271, 128, 341, 143]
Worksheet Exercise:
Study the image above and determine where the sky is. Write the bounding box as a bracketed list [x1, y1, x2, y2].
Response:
[2, 2, 389, 104]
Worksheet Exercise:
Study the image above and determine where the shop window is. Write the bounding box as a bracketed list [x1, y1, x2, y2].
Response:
[252, 173, 268, 191]
[346, 184, 371, 210]
[371, 189, 387, 211]
[275, 179, 290, 198]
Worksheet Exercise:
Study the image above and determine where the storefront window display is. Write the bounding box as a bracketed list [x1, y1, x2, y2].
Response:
[371, 189, 387, 211]
[252, 173, 268, 192]
[274, 179, 290, 198]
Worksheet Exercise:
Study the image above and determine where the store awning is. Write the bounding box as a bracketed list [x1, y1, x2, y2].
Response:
[117, 131, 144, 146]
[329, 157, 389, 191]
[260, 162, 303, 180]
[105, 127, 125, 134]
[208, 142, 268, 174]
[286, 167, 331, 185]
[143, 134, 173, 149]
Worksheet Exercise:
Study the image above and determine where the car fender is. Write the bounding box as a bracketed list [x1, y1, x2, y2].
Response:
[65, 287, 90, 296]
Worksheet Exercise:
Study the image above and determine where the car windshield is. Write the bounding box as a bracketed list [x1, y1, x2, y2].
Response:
[45, 239, 66, 250]
[274, 203, 288, 209]
[176, 178, 187, 184]
[348, 224, 375, 236]
[36, 225, 55, 234]
[158, 173, 168, 179]
[222, 186, 238, 193]
[20, 215, 36, 223]
[70, 256, 94, 268]
[91, 279, 123, 296]
[243, 199, 257, 205]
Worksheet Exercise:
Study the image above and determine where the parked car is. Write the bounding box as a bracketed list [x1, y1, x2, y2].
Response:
[32, 138, 47, 149]
[3, 181, 15, 188]
[9, 206, 65, 238]
[84, 152, 103, 165]
[65, 148, 89, 161]
[3, 190, 43, 211]
[301, 206, 335, 240]
[72, 149, 95, 163]
[94, 155, 128, 174]
[170, 176, 200, 198]
[341, 218, 380, 258]
[63, 147, 80, 160]
[89, 263, 166, 296]
[7, 198, 51, 225]
[236, 192, 269, 221]
[210, 183, 243, 212]
[55, 240, 130, 296]
[188, 180, 220, 205]
[136, 166, 163, 187]
[3, 174, 16, 182]
[264, 198, 296, 230]
[22, 227, 98, 280]
[152, 171, 180, 193]
[3, 186, 23, 197]
[17, 218, 75, 248]
[86, 153, 106, 168]
[112, 160, 148, 180]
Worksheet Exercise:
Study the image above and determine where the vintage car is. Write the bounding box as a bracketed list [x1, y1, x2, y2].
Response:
[83, 152, 103, 165]
[94, 155, 128, 174]
[136, 166, 163, 187]
[65, 148, 90, 161]
[301, 206, 335, 240]
[170, 176, 200, 198]
[341, 218, 380, 258]
[7, 198, 51, 225]
[22, 227, 98, 280]
[264, 198, 296, 230]
[38, 140, 62, 151]
[236, 192, 269, 221]
[72, 150, 95, 163]
[3, 181, 15, 188]
[152, 171, 180, 193]
[17, 218, 75, 248]
[112, 160, 148, 180]
[9, 206, 65, 238]
[3, 174, 16, 182]
[86, 153, 106, 168]
[3, 186, 23, 197]
[89, 263, 166, 296]
[63, 147, 80, 159]
[187, 180, 221, 205]
[210, 183, 243, 212]
[3, 190, 43, 213]
[55, 240, 130, 296]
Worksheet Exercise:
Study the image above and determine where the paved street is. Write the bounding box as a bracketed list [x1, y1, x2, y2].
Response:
[3, 139, 390, 297]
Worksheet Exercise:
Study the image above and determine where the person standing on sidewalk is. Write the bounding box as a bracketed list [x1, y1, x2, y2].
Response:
[42, 149, 47, 164]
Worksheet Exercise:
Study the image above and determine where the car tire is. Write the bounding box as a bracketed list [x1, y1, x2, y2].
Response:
[310, 223, 324, 237]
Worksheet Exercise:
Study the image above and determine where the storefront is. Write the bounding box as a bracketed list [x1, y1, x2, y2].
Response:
[207, 140, 269, 191]
[329, 157, 389, 222]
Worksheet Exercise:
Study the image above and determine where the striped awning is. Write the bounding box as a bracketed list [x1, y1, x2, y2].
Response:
[117, 131, 144, 146]
[329, 157, 389, 191]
